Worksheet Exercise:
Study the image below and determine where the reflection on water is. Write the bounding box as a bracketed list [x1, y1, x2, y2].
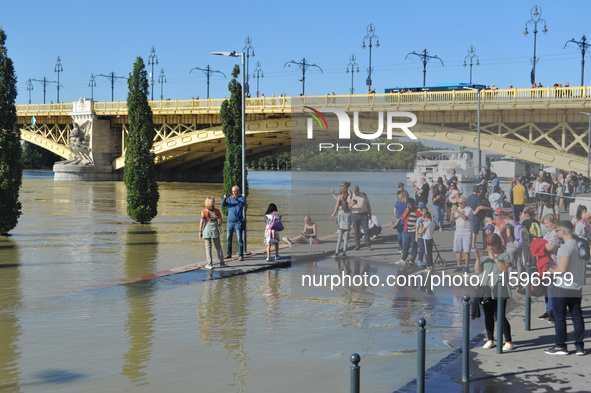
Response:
[0, 172, 470, 392]
[0, 238, 22, 393]
[122, 226, 158, 386]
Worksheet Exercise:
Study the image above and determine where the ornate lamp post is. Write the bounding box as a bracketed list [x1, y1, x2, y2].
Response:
[346, 54, 360, 94]
[54, 56, 63, 103]
[463, 45, 480, 84]
[523, 5, 548, 85]
[284, 58, 323, 96]
[88, 74, 96, 101]
[242, 36, 255, 97]
[157, 69, 167, 101]
[565, 35, 590, 86]
[253, 61, 264, 97]
[148, 46, 159, 101]
[362, 23, 380, 92]
[405, 49, 444, 86]
[26, 79, 33, 104]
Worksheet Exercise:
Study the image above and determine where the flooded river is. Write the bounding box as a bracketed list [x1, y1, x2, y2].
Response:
[0, 171, 466, 392]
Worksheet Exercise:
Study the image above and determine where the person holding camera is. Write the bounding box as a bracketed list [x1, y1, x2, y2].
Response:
[221, 185, 246, 261]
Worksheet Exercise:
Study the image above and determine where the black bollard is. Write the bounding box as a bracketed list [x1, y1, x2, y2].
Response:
[350, 353, 360, 393]
[525, 261, 532, 331]
[417, 318, 426, 393]
[496, 280, 504, 354]
[462, 295, 470, 382]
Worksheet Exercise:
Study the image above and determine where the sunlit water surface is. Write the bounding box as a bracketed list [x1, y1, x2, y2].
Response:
[0, 171, 470, 392]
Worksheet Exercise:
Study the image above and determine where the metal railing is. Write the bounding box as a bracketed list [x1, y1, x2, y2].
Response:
[15, 86, 591, 116]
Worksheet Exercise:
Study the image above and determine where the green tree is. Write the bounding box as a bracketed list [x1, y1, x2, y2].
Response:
[124, 56, 159, 224]
[220, 64, 248, 212]
[0, 28, 22, 235]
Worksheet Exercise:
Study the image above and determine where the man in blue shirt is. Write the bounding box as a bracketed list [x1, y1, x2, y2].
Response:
[221, 185, 246, 261]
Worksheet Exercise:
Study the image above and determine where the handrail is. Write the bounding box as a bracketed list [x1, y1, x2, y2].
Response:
[15, 86, 591, 115]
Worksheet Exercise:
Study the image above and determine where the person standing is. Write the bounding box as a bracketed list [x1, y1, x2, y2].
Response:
[399, 198, 421, 264]
[452, 197, 473, 273]
[263, 203, 283, 262]
[413, 177, 430, 209]
[474, 234, 514, 351]
[199, 196, 226, 269]
[544, 221, 586, 356]
[394, 191, 409, 252]
[467, 186, 484, 249]
[222, 185, 246, 261]
[512, 178, 527, 221]
[332, 191, 352, 258]
[419, 211, 436, 269]
[350, 185, 372, 251]
[432, 182, 447, 231]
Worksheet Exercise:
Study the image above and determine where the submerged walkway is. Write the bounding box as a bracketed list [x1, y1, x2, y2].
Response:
[111, 212, 590, 393]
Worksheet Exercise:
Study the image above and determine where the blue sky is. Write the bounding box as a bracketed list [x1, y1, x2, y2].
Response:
[4, 0, 590, 104]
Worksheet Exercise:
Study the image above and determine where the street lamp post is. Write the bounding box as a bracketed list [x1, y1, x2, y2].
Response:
[190, 65, 226, 99]
[565, 35, 590, 86]
[463, 45, 480, 84]
[405, 49, 444, 87]
[89, 74, 96, 101]
[362, 23, 380, 92]
[211, 50, 247, 252]
[243, 36, 255, 97]
[582, 112, 591, 179]
[464, 86, 482, 174]
[253, 61, 264, 97]
[283, 58, 323, 96]
[148, 46, 159, 101]
[346, 54, 359, 94]
[158, 69, 167, 101]
[26, 79, 33, 104]
[54, 56, 63, 103]
[524, 5, 548, 85]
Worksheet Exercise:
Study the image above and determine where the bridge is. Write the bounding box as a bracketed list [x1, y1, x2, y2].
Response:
[16, 85, 591, 180]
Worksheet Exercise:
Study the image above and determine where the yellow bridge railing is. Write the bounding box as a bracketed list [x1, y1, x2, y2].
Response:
[15, 85, 591, 116]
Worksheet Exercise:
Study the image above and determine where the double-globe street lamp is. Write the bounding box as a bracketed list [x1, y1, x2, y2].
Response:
[253, 61, 264, 97]
[463, 45, 479, 84]
[54, 56, 63, 103]
[523, 5, 548, 85]
[243, 36, 255, 97]
[565, 35, 590, 86]
[158, 69, 167, 101]
[346, 54, 359, 94]
[211, 50, 247, 251]
[362, 23, 379, 92]
[148, 46, 159, 101]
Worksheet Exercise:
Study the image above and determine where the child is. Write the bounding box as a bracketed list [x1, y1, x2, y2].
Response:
[419, 212, 436, 269]
[264, 203, 282, 262]
[416, 207, 429, 267]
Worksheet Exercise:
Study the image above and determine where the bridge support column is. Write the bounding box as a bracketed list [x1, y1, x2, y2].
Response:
[54, 98, 119, 181]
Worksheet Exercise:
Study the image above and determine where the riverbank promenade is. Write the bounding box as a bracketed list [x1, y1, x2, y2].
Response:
[114, 210, 590, 393]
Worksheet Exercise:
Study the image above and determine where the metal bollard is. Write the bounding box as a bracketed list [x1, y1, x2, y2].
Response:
[417, 318, 426, 393]
[496, 280, 504, 354]
[462, 295, 470, 383]
[350, 353, 360, 393]
[525, 261, 532, 331]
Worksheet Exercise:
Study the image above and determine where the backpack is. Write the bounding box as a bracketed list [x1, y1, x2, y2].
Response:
[575, 235, 590, 261]
[512, 222, 530, 248]
[528, 220, 542, 240]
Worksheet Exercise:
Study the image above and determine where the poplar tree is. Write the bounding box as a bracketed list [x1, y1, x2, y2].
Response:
[124, 56, 159, 224]
[0, 28, 22, 235]
[220, 64, 248, 213]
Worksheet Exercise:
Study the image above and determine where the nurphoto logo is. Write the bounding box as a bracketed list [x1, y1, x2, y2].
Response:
[303, 107, 418, 152]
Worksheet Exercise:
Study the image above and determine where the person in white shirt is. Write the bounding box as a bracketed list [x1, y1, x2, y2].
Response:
[451, 197, 473, 273]
[419, 212, 436, 269]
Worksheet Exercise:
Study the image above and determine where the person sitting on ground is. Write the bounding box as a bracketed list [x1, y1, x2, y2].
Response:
[283, 215, 317, 245]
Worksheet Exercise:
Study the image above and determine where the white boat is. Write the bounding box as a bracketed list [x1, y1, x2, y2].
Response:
[406, 149, 476, 185]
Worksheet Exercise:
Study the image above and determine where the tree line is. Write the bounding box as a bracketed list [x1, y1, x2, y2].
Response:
[249, 141, 431, 171]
